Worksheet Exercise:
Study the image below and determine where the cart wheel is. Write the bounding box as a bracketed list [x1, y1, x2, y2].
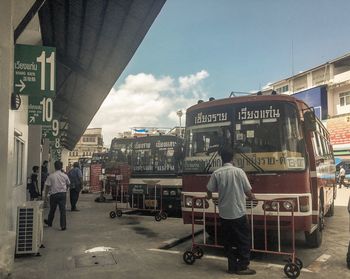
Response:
[116, 210, 123, 217]
[288, 257, 303, 270]
[183, 251, 195, 265]
[109, 211, 116, 219]
[284, 263, 300, 278]
[160, 211, 168, 220]
[193, 247, 204, 259]
[155, 213, 162, 222]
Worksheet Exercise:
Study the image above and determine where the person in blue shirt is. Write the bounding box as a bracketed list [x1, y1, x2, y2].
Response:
[207, 146, 256, 275]
[68, 162, 83, 211]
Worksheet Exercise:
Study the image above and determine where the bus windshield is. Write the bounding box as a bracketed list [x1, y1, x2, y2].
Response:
[184, 101, 306, 173]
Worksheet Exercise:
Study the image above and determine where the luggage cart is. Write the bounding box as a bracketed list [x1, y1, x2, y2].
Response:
[183, 197, 303, 278]
[109, 180, 168, 222]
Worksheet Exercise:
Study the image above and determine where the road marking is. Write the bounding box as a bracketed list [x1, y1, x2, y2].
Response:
[148, 248, 180, 254]
[306, 254, 331, 272]
[162, 238, 179, 245]
[315, 254, 331, 262]
[267, 263, 313, 273]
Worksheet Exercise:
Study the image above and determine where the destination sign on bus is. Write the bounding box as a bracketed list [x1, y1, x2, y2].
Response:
[238, 106, 281, 120]
[194, 112, 228, 125]
[155, 141, 176, 148]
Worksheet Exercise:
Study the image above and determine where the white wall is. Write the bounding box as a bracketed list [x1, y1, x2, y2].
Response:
[0, 0, 41, 235]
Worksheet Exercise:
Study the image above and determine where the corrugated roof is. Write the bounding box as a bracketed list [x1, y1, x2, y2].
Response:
[38, 0, 166, 150]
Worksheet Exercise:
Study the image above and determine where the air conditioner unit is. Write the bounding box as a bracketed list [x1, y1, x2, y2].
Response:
[16, 201, 44, 255]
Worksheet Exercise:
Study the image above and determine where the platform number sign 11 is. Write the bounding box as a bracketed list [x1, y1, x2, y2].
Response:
[36, 50, 55, 92]
[14, 44, 56, 96]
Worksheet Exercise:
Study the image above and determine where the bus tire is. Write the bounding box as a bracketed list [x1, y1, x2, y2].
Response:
[305, 200, 324, 248]
[325, 200, 334, 217]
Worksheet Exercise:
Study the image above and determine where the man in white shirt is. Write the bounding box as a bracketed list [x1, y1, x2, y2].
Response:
[44, 161, 70, 230]
[207, 146, 256, 275]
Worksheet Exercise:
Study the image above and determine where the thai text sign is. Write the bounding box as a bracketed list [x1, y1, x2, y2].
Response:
[28, 96, 54, 125]
[14, 44, 56, 96]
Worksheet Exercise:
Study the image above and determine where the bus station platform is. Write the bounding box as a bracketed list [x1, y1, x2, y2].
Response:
[10, 189, 350, 279]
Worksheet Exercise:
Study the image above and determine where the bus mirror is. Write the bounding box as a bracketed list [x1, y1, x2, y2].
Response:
[304, 111, 316, 131]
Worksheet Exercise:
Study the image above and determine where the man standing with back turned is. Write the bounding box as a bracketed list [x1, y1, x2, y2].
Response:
[68, 162, 83, 211]
[207, 146, 256, 275]
[44, 160, 70, 231]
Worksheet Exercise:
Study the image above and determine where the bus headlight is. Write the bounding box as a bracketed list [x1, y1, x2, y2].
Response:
[283, 201, 293, 211]
[170, 190, 176, 196]
[195, 199, 203, 208]
[185, 197, 193, 207]
[163, 190, 169, 196]
[271, 201, 279, 211]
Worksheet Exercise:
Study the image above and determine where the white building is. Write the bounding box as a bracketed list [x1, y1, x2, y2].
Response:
[262, 53, 350, 159]
[67, 128, 104, 166]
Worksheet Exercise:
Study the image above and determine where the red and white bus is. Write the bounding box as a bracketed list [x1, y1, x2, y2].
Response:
[181, 94, 336, 247]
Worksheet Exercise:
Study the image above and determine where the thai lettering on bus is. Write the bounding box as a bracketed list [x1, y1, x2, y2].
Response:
[238, 106, 280, 120]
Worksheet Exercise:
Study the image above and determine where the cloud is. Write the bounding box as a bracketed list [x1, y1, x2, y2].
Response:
[178, 70, 209, 91]
[89, 70, 209, 146]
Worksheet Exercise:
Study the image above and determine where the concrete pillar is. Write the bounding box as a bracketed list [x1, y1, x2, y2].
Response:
[0, 0, 14, 232]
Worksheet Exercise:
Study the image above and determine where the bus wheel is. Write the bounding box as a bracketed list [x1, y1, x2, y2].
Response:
[305, 200, 324, 248]
[284, 263, 300, 278]
[183, 251, 195, 265]
[109, 211, 116, 219]
[325, 200, 334, 217]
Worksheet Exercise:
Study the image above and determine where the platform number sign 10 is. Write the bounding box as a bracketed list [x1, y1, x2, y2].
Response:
[36, 51, 55, 91]
[39, 97, 53, 122]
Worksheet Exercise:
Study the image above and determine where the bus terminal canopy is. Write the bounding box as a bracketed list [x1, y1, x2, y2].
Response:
[38, 0, 166, 150]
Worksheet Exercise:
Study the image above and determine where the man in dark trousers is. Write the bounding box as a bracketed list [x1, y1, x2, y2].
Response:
[207, 146, 256, 275]
[44, 161, 70, 231]
[68, 162, 83, 211]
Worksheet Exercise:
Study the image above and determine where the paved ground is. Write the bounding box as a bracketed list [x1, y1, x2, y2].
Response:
[9, 189, 350, 279]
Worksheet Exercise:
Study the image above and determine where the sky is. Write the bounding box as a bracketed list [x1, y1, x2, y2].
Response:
[90, 0, 350, 146]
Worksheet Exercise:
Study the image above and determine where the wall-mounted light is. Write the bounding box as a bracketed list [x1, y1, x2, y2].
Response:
[11, 93, 21, 110]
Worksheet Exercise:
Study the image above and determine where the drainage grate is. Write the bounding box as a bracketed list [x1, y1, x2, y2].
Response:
[74, 252, 117, 268]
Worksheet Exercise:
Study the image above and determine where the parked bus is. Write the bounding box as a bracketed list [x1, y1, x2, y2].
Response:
[109, 135, 184, 216]
[181, 94, 336, 247]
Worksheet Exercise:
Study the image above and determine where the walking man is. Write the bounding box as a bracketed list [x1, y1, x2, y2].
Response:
[68, 162, 83, 211]
[44, 161, 70, 231]
[207, 146, 256, 275]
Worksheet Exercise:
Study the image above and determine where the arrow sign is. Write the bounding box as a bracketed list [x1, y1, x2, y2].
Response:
[14, 44, 56, 96]
[15, 80, 26, 92]
[28, 96, 53, 125]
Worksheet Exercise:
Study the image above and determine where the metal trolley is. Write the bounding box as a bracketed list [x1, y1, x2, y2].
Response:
[109, 180, 168, 222]
[183, 197, 303, 278]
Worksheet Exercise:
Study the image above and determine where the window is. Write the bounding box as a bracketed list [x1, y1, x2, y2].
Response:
[15, 137, 24, 185]
[276, 85, 289, 94]
[340, 92, 350, 106]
